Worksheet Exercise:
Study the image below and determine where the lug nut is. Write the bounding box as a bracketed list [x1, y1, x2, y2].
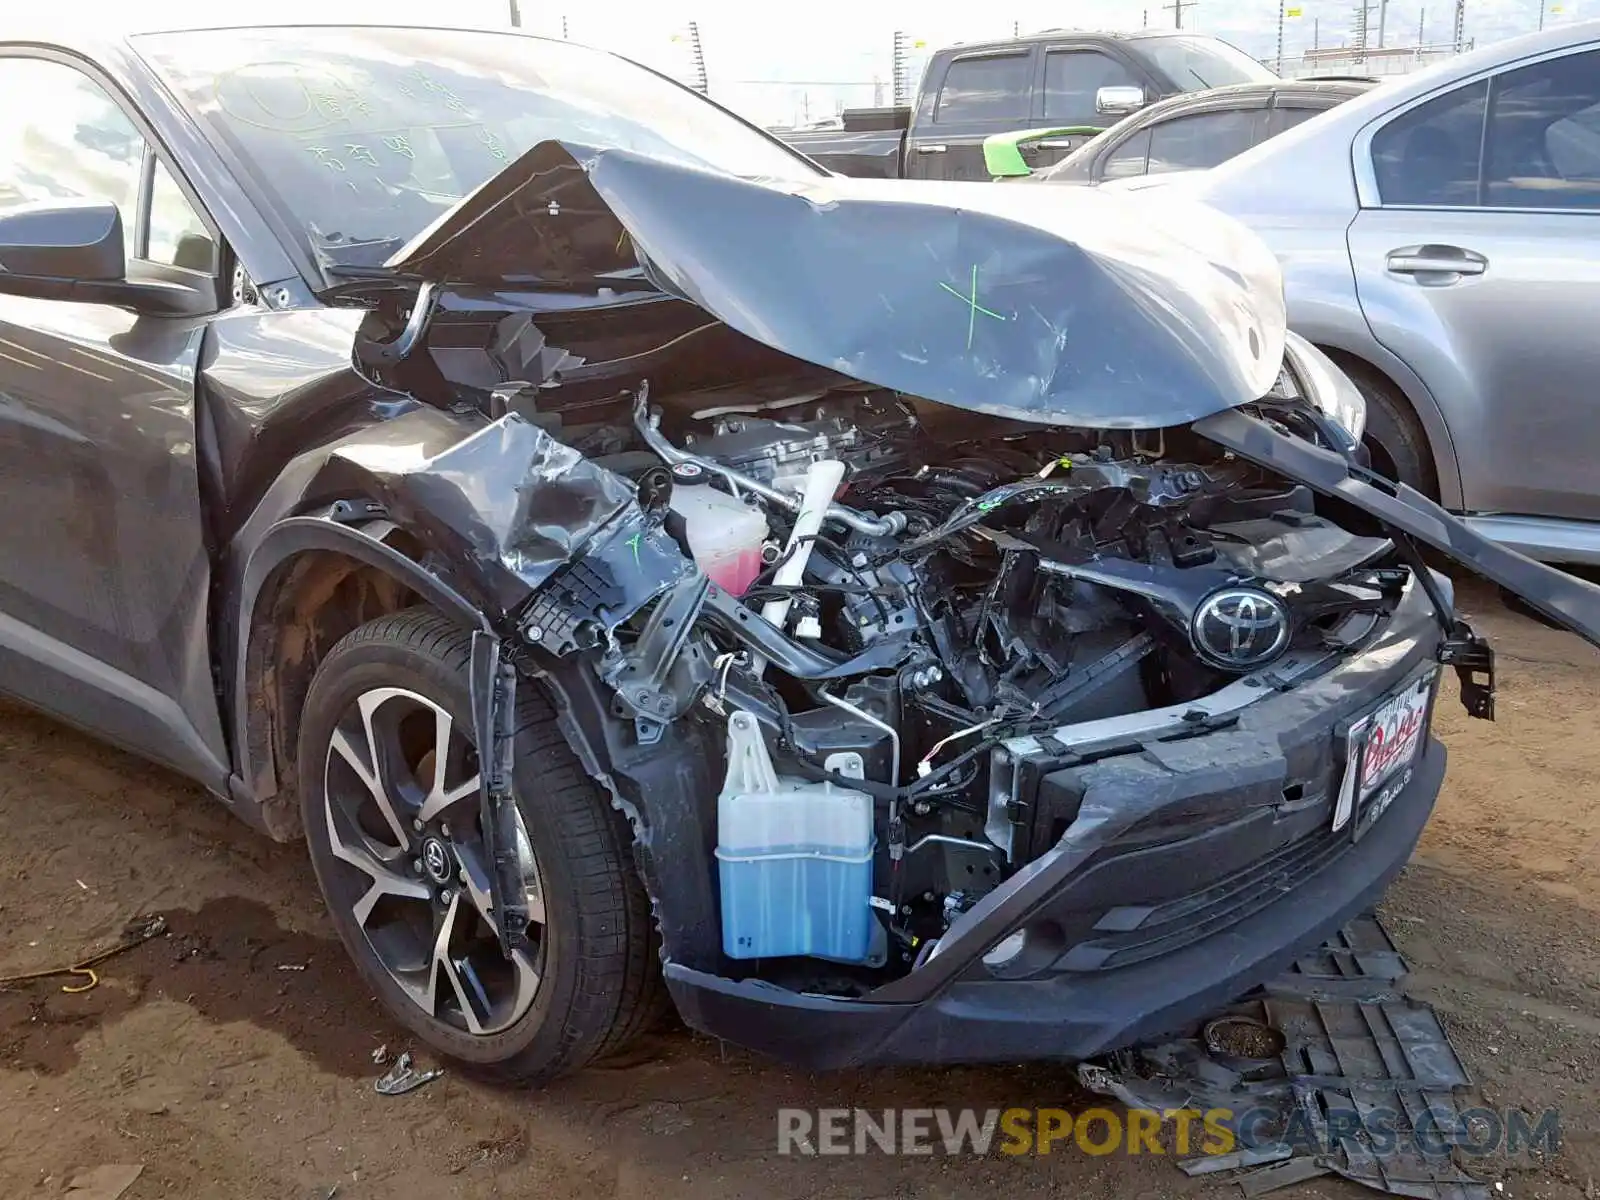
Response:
[412, 858, 424, 875]
[525, 625, 544, 643]
[439, 822, 450, 837]
[412, 818, 423, 832]
[438, 889, 455, 907]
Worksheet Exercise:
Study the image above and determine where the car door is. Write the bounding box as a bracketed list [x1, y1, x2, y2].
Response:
[1347, 44, 1600, 522]
[0, 51, 229, 783]
[1032, 45, 1153, 170]
[911, 48, 1037, 181]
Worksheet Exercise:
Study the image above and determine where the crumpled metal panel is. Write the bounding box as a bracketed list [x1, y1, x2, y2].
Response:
[331, 410, 642, 618]
[386, 140, 1287, 430]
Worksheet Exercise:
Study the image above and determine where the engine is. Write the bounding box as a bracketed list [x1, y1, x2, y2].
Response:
[676, 387, 914, 492]
[548, 379, 1404, 987]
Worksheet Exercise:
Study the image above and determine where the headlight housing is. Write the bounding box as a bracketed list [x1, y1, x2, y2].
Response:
[1272, 335, 1368, 447]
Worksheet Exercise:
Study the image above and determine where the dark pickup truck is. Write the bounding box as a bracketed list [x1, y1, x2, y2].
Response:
[777, 29, 1278, 182]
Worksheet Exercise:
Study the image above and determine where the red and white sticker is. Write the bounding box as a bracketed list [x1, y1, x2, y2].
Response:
[1333, 671, 1435, 832]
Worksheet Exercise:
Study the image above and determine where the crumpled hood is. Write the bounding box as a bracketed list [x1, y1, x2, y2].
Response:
[387, 141, 1287, 428]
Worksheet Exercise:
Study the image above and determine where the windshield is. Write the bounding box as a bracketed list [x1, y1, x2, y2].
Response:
[135, 26, 821, 263]
[1138, 36, 1277, 90]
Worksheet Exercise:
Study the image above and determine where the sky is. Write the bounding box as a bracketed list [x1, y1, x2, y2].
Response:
[70, 0, 1595, 125]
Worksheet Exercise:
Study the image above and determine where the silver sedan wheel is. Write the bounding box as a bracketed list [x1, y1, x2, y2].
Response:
[321, 686, 544, 1035]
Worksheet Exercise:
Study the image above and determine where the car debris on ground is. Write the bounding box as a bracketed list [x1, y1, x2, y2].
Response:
[1079, 913, 1494, 1199]
[374, 1051, 444, 1097]
[62, 1164, 144, 1200]
[0, 915, 166, 995]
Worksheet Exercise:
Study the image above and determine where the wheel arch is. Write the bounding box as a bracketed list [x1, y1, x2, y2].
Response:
[230, 512, 490, 841]
[1307, 338, 1463, 508]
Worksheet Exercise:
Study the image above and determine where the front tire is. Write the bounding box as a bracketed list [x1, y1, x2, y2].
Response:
[297, 608, 660, 1084]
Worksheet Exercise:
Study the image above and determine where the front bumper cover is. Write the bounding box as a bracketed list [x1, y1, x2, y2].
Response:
[663, 575, 1448, 1069]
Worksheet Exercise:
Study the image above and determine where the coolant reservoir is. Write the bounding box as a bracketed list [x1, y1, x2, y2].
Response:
[668, 463, 768, 596]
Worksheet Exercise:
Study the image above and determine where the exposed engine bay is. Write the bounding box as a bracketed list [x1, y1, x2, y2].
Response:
[495, 368, 1423, 992]
[225, 135, 1596, 1069]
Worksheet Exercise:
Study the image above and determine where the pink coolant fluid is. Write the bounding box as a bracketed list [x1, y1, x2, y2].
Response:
[703, 546, 766, 597]
[667, 463, 769, 597]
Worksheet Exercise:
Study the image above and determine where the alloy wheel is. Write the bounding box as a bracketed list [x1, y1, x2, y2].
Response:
[321, 686, 544, 1035]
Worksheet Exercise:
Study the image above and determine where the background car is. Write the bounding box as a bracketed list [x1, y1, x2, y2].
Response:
[1091, 22, 1600, 566]
[775, 30, 1277, 180]
[1015, 77, 1375, 184]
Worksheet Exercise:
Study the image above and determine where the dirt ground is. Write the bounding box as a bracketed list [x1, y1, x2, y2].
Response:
[2, 578, 1598, 1200]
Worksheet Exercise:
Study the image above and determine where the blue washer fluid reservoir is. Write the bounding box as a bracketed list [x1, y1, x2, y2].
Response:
[715, 710, 876, 963]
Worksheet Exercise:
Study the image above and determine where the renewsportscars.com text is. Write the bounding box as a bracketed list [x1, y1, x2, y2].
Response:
[777, 1106, 1562, 1159]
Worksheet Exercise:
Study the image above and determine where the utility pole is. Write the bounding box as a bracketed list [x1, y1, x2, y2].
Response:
[1539, 0, 1546, 29]
[1353, 0, 1372, 63]
[1314, 16, 1320, 48]
[561, 15, 569, 38]
[1143, 9, 1149, 27]
[892, 31, 911, 105]
[1013, 19, 1021, 35]
[687, 20, 708, 95]
[1452, 0, 1466, 51]
[507, 0, 521, 27]
[1275, 0, 1286, 74]
[1163, 0, 1196, 29]
[1377, 0, 1390, 46]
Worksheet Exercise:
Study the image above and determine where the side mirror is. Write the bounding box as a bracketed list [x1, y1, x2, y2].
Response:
[0, 199, 126, 282]
[1096, 85, 1148, 117]
[0, 199, 211, 315]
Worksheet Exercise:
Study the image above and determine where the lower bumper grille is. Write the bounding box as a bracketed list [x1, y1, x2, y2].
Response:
[1061, 821, 1354, 973]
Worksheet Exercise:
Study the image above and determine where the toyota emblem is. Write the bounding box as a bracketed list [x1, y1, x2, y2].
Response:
[420, 837, 452, 884]
[1191, 587, 1291, 670]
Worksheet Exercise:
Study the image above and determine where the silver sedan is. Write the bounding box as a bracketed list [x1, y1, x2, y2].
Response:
[1103, 21, 1600, 565]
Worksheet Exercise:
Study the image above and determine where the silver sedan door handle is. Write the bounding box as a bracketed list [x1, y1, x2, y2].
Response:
[1386, 245, 1488, 277]
[916, 144, 948, 154]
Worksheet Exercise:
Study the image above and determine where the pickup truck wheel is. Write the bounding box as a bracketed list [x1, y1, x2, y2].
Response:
[297, 607, 661, 1085]
[1336, 358, 1438, 498]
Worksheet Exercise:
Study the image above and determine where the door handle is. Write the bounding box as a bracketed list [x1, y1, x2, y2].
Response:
[916, 144, 948, 154]
[1035, 139, 1078, 150]
[1385, 245, 1488, 277]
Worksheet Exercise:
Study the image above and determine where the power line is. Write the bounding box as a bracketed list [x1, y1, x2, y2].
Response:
[1163, 0, 1198, 28]
[892, 31, 913, 106]
[1353, 0, 1375, 62]
[686, 21, 708, 94]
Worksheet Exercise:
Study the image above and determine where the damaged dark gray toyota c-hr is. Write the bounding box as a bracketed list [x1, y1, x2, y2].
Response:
[4, 22, 1599, 1084]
